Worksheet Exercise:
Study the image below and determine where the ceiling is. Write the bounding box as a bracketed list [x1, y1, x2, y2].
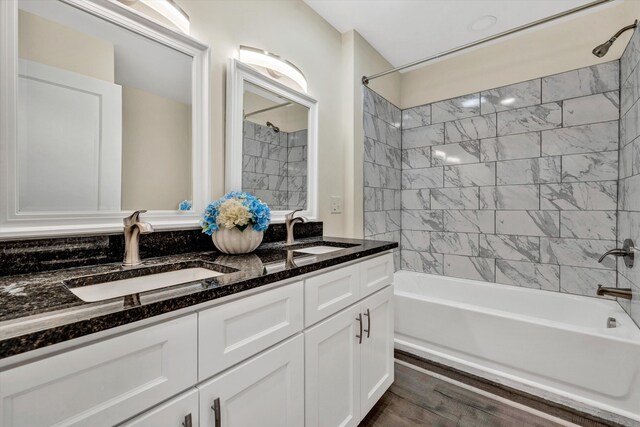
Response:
[304, 0, 605, 72]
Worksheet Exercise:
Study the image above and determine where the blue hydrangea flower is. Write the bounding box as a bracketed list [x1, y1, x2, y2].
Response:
[201, 192, 271, 235]
[178, 200, 192, 211]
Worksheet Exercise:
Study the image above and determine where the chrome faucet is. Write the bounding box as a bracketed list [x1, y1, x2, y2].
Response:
[286, 250, 298, 269]
[598, 239, 635, 268]
[597, 285, 633, 300]
[285, 209, 306, 245]
[123, 210, 154, 267]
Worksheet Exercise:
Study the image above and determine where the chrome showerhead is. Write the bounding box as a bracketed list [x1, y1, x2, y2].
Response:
[266, 121, 280, 133]
[592, 20, 638, 58]
[592, 39, 615, 58]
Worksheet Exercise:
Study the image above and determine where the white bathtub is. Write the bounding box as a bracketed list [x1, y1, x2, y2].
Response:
[393, 270, 640, 425]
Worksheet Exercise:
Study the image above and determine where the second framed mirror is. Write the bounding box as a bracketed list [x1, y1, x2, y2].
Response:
[225, 59, 318, 222]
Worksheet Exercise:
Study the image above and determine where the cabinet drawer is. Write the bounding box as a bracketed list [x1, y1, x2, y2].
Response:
[360, 253, 393, 297]
[0, 314, 197, 427]
[118, 388, 198, 427]
[198, 281, 303, 381]
[304, 263, 360, 327]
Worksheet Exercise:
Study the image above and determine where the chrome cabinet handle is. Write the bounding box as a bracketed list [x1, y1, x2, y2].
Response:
[363, 308, 371, 338]
[182, 413, 192, 427]
[211, 398, 221, 427]
[356, 313, 363, 344]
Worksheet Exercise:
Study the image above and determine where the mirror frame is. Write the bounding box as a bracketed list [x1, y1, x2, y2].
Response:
[226, 59, 318, 223]
[0, 0, 211, 239]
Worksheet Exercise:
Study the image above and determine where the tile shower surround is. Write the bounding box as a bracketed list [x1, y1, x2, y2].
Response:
[242, 121, 307, 210]
[364, 60, 626, 303]
[363, 87, 402, 268]
[618, 26, 640, 326]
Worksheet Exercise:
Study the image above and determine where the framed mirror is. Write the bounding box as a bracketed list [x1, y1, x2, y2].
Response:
[226, 59, 318, 222]
[0, 0, 210, 238]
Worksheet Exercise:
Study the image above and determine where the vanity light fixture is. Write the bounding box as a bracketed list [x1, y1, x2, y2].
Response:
[239, 46, 308, 93]
[138, 0, 190, 34]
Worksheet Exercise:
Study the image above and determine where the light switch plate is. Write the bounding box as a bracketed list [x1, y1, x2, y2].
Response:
[330, 196, 342, 214]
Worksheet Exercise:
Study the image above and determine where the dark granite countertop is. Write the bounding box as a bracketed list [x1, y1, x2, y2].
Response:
[0, 237, 397, 359]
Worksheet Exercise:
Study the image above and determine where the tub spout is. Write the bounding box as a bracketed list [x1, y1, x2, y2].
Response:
[597, 285, 633, 300]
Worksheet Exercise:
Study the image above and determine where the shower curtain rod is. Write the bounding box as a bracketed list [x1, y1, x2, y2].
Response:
[244, 102, 292, 119]
[362, 0, 613, 85]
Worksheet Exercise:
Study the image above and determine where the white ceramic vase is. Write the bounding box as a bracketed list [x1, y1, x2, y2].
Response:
[212, 227, 263, 254]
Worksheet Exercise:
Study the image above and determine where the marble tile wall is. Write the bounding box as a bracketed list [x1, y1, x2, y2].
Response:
[242, 121, 307, 210]
[363, 87, 402, 268]
[398, 60, 621, 300]
[619, 27, 640, 326]
[287, 129, 308, 209]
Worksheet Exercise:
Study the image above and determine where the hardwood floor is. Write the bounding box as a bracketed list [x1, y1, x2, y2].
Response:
[359, 362, 569, 427]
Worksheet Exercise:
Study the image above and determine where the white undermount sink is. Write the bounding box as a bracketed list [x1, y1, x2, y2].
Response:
[293, 246, 346, 255]
[64, 262, 229, 302]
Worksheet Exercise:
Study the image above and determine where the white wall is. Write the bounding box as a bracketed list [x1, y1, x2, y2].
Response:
[18, 10, 114, 82]
[342, 30, 400, 238]
[400, 0, 640, 108]
[121, 85, 192, 211]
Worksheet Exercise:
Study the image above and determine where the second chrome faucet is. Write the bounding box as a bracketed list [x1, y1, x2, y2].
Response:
[597, 238, 635, 300]
[123, 210, 154, 267]
[598, 238, 635, 268]
[285, 209, 306, 245]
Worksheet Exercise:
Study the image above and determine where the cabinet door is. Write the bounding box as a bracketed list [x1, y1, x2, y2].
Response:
[198, 281, 303, 381]
[0, 314, 197, 427]
[360, 253, 394, 298]
[305, 304, 361, 427]
[198, 334, 304, 427]
[118, 388, 198, 427]
[360, 286, 394, 416]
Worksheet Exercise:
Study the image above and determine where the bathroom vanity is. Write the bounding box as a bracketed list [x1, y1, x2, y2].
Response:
[0, 238, 396, 426]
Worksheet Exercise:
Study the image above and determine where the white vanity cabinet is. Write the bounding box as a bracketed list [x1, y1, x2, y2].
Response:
[304, 286, 394, 427]
[359, 285, 394, 416]
[0, 314, 198, 427]
[198, 281, 303, 381]
[118, 388, 199, 427]
[304, 264, 361, 327]
[0, 252, 394, 427]
[305, 303, 362, 427]
[198, 334, 305, 427]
